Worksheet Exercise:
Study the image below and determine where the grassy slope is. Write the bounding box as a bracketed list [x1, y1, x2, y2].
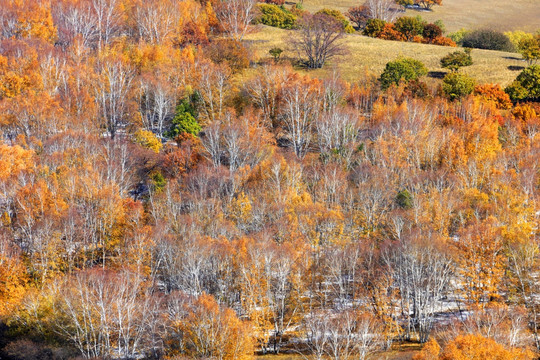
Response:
[298, 0, 540, 32]
[246, 25, 524, 86]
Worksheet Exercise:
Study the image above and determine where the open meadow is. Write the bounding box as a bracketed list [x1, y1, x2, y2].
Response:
[297, 0, 540, 32]
[246, 25, 525, 86]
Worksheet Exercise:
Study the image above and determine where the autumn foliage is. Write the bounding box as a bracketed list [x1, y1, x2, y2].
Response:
[0, 1, 539, 360]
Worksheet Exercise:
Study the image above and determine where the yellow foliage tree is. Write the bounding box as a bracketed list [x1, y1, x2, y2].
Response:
[0, 143, 33, 181]
[177, 293, 255, 360]
[0, 252, 28, 317]
[413, 338, 441, 360]
[133, 129, 163, 153]
[454, 217, 505, 305]
[17, 2, 57, 43]
[440, 334, 534, 360]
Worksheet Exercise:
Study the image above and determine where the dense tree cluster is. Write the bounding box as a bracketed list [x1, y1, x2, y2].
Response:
[362, 16, 456, 46]
[0, 1, 539, 360]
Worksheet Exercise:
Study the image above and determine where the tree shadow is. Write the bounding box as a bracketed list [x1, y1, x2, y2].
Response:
[428, 71, 446, 79]
[508, 65, 525, 71]
[503, 56, 523, 61]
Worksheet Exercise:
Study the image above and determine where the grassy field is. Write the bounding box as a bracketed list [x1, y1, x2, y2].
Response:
[295, 0, 540, 32]
[246, 25, 525, 86]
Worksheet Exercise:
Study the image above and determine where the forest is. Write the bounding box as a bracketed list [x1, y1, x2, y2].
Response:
[0, 0, 539, 359]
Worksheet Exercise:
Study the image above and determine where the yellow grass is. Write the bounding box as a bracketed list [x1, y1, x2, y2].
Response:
[246, 25, 525, 86]
[296, 0, 540, 32]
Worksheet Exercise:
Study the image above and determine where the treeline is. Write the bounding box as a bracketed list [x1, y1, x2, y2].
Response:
[0, 0, 539, 360]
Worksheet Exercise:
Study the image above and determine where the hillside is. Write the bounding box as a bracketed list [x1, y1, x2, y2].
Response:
[0, 1, 539, 360]
[299, 0, 540, 32]
[246, 25, 524, 86]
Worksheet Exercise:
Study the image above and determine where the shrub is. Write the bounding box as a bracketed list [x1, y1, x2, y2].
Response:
[413, 35, 425, 43]
[440, 49, 473, 71]
[505, 65, 540, 100]
[439, 334, 534, 360]
[255, 4, 297, 29]
[363, 18, 386, 37]
[442, 72, 476, 101]
[462, 29, 514, 52]
[379, 23, 406, 41]
[505, 30, 535, 49]
[346, 5, 370, 30]
[431, 36, 457, 47]
[398, 0, 441, 9]
[405, 79, 430, 98]
[269, 47, 283, 62]
[316, 8, 355, 33]
[150, 171, 167, 193]
[423, 23, 442, 41]
[474, 84, 512, 109]
[394, 16, 425, 41]
[379, 57, 428, 90]
[205, 39, 250, 72]
[448, 28, 469, 45]
[396, 0, 414, 7]
[433, 19, 446, 34]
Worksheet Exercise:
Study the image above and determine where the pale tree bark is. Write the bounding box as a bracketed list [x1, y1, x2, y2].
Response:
[94, 59, 135, 139]
[91, 0, 123, 49]
[53, 269, 160, 359]
[365, 0, 399, 22]
[279, 78, 322, 158]
[135, 0, 179, 44]
[386, 238, 453, 343]
[214, 0, 256, 41]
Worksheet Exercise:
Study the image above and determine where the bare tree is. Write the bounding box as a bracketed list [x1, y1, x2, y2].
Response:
[507, 239, 540, 349]
[386, 238, 453, 343]
[134, 0, 178, 44]
[53, 0, 100, 48]
[200, 121, 223, 168]
[244, 65, 292, 127]
[323, 244, 362, 309]
[303, 313, 329, 360]
[291, 13, 347, 69]
[138, 75, 176, 137]
[0, 4, 18, 40]
[53, 269, 160, 359]
[364, 0, 400, 22]
[94, 58, 135, 139]
[302, 309, 383, 360]
[315, 109, 359, 165]
[279, 78, 322, 158]
[197, 62, 231, 122]
[214, 0, 256, 41]
[91, 0, 124, 49]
